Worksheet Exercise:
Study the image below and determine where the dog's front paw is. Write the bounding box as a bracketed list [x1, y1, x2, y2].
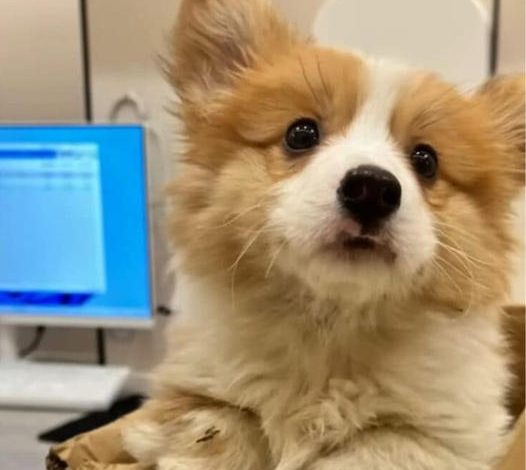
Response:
[288, 378, 381, 446]
[122, 399, 271, 470]
[272, 378, 385, 470]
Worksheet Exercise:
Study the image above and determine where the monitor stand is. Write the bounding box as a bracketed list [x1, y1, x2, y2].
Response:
[0, 323, 131, 411]
[0, 324, 18, 361]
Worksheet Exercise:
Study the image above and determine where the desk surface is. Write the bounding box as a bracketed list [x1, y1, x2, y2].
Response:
[0, 408, 78, 470]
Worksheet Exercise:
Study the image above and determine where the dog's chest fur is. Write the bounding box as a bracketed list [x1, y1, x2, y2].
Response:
[158, 273, 510, 464]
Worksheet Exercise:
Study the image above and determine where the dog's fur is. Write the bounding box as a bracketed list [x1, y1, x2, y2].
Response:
[123, 1, 525, 469]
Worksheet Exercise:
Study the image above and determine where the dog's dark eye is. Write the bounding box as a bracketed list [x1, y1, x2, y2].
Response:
[284, 118, 320, 154]
[410, 144, 438, 179]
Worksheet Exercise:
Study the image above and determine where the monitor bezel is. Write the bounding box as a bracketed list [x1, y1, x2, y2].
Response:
[0, 123, 155, 330]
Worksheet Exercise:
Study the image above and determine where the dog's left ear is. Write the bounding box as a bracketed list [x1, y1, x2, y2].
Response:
[477, 75, 525, 186]
[168, 0, 298, 106]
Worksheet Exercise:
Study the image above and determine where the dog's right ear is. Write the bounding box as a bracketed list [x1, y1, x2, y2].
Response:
[168, 0, 298, 105]
[476, 75, 525, 190]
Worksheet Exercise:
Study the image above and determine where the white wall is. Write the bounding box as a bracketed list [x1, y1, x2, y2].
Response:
[498, 0, 526, 73]
[274, 0, 325, 32]
[497, 0, 525, 304]
[0, 0, 85, 122]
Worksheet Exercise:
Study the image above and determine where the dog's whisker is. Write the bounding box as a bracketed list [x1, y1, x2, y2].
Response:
[212, 203, 265, 229]
[265, 240, 287, 278]
[434, 220, 482, 238]
[431, 259, 465, 296]
[434, 242, 481, 309]
[229, 225, 268, 308]
[229, 226, 267, 273]
[435, 250, 492, 301]
[434, 223, 496, 258]
[435, 238, 476, 271]
[434, 251, 473, 285]
[435, 234, 493, 268]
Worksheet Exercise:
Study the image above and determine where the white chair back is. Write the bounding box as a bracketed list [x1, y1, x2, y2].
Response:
[313, 0, 491, 84]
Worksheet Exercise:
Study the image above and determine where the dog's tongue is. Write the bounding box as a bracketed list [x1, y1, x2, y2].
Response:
[339, 219, 361, 237]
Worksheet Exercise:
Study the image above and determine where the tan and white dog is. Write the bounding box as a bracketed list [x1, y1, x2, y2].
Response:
[123, 1, 525, 469]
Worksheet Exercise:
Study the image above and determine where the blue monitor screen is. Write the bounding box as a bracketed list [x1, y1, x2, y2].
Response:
[0, 125, 152, 325]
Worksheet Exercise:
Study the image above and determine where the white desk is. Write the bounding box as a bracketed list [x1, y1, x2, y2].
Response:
[0, 408, 78, 470]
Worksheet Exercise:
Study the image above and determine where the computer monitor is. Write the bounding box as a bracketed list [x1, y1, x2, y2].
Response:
[0, 124, 153, 329]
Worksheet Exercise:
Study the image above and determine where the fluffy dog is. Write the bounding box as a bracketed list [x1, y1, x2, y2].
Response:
[123, 1, 525, 469]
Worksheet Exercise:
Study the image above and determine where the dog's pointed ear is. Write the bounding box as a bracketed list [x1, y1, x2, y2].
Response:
[477, 75, 525, 185]
[168, 0, 298, 104]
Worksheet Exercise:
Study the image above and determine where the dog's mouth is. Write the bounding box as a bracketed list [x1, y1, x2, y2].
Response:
[342, 236, 377, 250]
[323, 233, 396, 263]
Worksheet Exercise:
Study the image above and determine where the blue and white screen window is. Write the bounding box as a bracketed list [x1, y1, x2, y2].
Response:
[0, 143, 107, 302]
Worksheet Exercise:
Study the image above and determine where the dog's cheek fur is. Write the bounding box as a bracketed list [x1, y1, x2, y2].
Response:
[424, 182, 515, 310]
[168, 157, 273, 283]
[391, 75, 524, 310]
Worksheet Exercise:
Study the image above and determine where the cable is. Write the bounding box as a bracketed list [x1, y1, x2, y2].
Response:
[96, 328, 106, 365]
[20, 326, 46, 358]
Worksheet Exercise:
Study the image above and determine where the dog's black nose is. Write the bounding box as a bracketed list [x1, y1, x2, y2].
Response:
[338, 165, 401, 227]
